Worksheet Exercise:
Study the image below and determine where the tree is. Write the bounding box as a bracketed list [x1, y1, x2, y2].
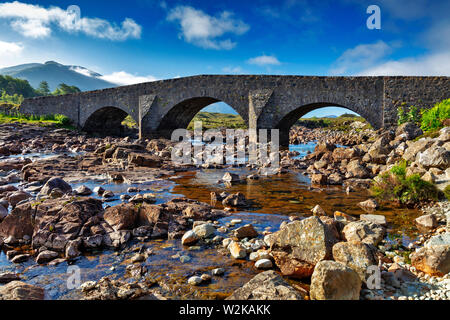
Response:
[52, 83, 81, 96]
[0, 75, 36, 98]
[37, 81, 50, 96]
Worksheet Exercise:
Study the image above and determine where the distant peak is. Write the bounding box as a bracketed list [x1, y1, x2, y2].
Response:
[44, 61, 62, 65]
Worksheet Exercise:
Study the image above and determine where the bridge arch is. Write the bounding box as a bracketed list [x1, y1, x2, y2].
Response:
[154, 96, 247, 137]
[272, 102, 377, 146]
[82, 106, 138, 136]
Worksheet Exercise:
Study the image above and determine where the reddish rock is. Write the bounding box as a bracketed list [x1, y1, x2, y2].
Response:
[271, 251, 315, 278]
[0, 202, 34, 239]
[103, 203, 138, 231]
[0, 281, 44, 300]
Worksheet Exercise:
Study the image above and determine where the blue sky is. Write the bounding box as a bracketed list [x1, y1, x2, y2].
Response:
[0, 0, 449, 117]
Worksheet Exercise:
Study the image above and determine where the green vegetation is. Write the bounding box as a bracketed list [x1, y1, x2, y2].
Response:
[371, 160, 439, 205]
[122, 115, 138, 128]
[397, 98, 449, 133]
[51, 83, 81, 96]
[0, 108, 73, 128]
[36, 81, 51, 96]
[397, 103, 420, 125]
[0, 90, 24, 105]
[120, 111, 248, 131]
[420, 99, 450, 132]
[444, 185, 450, 201]
[0, 75, 37, 98]
[295, 114, 370, 131]
[0, 75, 82, 107]
[187, 112, 247, 130]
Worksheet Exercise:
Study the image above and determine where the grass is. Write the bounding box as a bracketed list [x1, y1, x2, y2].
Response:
[371, 160, 439, 206]
[295, 115, 371, 131]
[187, 112, 247, 130]
[121, 112, 248, 130]
[0, 109, 74, 129]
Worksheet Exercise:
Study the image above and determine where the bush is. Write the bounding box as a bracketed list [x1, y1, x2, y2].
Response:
[371, 160, 439, 205]
[444, 185, 450, 201]
[397, 105, 408, 125]
[397, 103, 421, 125]
[421, 99, 450, 132]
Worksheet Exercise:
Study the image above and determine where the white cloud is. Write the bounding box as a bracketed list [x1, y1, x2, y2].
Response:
[222, 66, 244, 74]
[330, 40, 392, 75]
[0, 40, 23, 55]
[0, 1, 141, 40]
[247, 55, 281, 66]
[358, 52, 450, 76]
[99, 71, 158, 86]
[167, 5, 249, 50]
[0, 40, 24, 68]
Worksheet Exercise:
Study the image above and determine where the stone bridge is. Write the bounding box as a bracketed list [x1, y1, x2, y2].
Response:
[20, 75, 449, 146]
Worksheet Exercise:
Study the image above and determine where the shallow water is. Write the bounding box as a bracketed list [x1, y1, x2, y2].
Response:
[0, 143, 422, 300]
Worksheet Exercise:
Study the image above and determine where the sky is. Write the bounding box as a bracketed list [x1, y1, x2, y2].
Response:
[0, 0, 449, 117]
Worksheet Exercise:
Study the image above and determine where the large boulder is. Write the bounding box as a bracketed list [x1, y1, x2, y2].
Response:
[128, 153, 161, 167]
[271, 251, 315, 278]
[342, 220, 385, 246]
[222, 192, 250, 208]
[332, 241, 379, 282]
[0, 281, 44, 300]
[417, 146, 450, 169]
[395, 122, 423, 141]
[309, 260, 361, 300]
[39, 177, 72, 196]
[346, 160, 369, 179]
[0, 205, 8, 221]
[410, 244, 450, 277]
[32, 198, 104, 252]
[0, 202, 34, 239]
[226, 270, 303, 300]
[233, 224, 258, 239]
[193, 223, 216, 238]
[103, 203, 138, 231]
[368, 135, 391, 163]
[270, 216, 339, 278]
[7, 191, 32, 207]
[415, 214, 438, 231]
[332, 148, 358, 162]
[402, 138, 434, 162]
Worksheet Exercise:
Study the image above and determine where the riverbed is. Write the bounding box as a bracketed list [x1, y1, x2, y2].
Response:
[0, 142, 422, 300]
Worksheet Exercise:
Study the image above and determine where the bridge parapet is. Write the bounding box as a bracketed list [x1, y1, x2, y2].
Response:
[19, 75, 449, 143]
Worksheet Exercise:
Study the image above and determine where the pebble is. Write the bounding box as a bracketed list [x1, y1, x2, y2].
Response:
[187, 276, 202, 286]
[212, 268, 225, 276]
[254, 259, 273, 269]
[180, 255, 191, 263]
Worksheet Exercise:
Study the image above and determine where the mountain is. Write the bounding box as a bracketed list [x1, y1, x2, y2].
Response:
[0, 61, 116, 92]
[202, 102, 238, 115]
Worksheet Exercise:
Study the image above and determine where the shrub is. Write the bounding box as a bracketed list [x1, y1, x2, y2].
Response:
[421, 99, 450, 132]
[444, 185, 450, 201]
[397, 105, 408, 125]
[397, 104, 422, 126]
[371, 160, 439, 205]
[407, 105, 421, 124]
